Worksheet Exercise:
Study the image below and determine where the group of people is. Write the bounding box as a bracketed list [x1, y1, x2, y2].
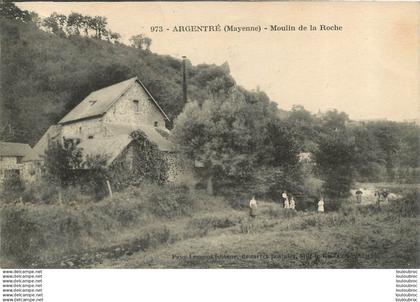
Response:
[248, 192, 325, 219]
[281, 192, 296, 210]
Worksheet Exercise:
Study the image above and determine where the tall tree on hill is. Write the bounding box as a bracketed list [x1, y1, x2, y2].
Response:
[91, 16, 107, 39]
[43, 12, 67, 36]
[81, 15, 92, 36]
[109, 31, 121, 44]
[66, 12, 83, 35]
[130, 34, 152, 50]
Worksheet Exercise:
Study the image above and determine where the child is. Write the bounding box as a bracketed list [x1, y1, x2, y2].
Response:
[290, 196, 296, 210]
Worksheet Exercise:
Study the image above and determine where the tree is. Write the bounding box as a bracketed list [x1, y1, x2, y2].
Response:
[129, 34, 152, 50]
[314, 131, 356, 202]
[287, 105, 320, 152]
[81, 15, 92, 36]
[321, 109, 349, 132]
[41, 138, 83, 202]
[350, 124, 386, 181]
[66, 12, 83, 35]
[142, 36, 152, 50]
[109, 31, 121, 44]
[89, 16, 107, 39]
[173, 89, 298, 196]
[369, 121, 400, 180]
[42, 12, 66, 36]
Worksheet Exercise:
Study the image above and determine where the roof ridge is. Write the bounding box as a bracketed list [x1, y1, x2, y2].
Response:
[136, 79, 171, 122]
[102, 77, 138, 114]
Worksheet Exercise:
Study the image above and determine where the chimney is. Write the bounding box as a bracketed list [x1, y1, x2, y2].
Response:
[182, 56, 188, 104]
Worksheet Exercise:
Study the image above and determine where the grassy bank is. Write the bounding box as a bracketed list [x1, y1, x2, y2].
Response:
[1, 184, 418, 268]
[96, 198, 419, 268]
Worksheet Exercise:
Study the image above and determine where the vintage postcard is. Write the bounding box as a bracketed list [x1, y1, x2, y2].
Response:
[0, 1, 419, 273]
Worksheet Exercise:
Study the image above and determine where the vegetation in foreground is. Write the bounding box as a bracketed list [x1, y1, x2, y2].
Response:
[1, 184, 418, 269]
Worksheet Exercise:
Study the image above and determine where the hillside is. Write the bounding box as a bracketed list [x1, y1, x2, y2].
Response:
[0, 17, 237, 145]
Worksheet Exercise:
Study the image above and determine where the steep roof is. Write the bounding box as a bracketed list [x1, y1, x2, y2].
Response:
[79, 134, 132, 165]
[23, 125, 61, 161]
[0, 141, 32, 157]
[106, 124, 174, 152]
[58, 77, 170, 124]
[79, 124, 174, 165]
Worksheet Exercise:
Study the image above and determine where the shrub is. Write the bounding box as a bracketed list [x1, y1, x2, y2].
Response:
[0, 206, 42, 264]
[148, 183, 193, 218]
[188, 215, 238, 236]
[387, 190, 419, 218]
[0, 204, 96, 265]
[1, 172, 25, 203]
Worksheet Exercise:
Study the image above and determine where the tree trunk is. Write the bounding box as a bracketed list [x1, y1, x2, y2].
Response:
[106, 180, 113, 199]
[58, 188, 63, 205]
[206, 175, 214, 195]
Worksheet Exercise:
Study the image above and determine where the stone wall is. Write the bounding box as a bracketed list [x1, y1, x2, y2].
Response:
[104, 83, 166, 128]
[61, 118, 107, 141]
[162, 152, 190, 183]
[0, 156, 39, 188]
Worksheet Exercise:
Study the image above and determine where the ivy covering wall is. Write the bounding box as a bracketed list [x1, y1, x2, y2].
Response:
[109, 130, 169, 189]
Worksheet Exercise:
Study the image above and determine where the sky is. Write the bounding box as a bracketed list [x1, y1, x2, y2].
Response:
[18, 2, 420, 122]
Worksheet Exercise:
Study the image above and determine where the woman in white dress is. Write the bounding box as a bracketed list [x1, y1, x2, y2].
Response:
[282, 192, 290, 209]
[249, 196, 257, 218]
[318, 197, 325, 213]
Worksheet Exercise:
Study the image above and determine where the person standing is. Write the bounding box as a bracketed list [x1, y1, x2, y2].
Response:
[249, 196, 258, 219]
[290, 196, 296, 210]
[318, 197, 325, 213]
[282, 192, 290, 209]
[375, 190, 382, 206]
[355, 189, 363, 203]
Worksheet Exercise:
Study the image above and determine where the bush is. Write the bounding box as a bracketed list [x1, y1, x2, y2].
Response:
[21, 181, 92, 204]
[0, 206, 42, 264]
[1, 173, 25, 203]
[0, 204, 95, 265]
[387, 190, 419, 218]
[188, 215, 238, 236]
[148, 184, 193, 218]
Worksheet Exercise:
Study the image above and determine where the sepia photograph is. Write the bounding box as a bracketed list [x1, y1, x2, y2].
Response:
[0, 1, 419, 270]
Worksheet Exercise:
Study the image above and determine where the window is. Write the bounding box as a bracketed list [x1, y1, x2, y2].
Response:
[133, 100, 139, 113]
[154, 121, 158, 127]
[89, 100, 97, 106]
[79, 127, 82, 133]
[16, 157, 23, 164]
[88, 135, 94, 139]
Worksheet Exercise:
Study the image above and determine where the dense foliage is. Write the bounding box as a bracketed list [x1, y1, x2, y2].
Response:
[285, 106, 420, 184]
[173, 88, 301, 197]
[109, 130, 169, 190]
